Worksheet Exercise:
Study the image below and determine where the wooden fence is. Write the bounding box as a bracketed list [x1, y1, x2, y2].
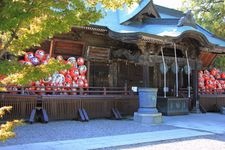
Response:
[0, 86, 138, 121]
[0, 94, 37, 120]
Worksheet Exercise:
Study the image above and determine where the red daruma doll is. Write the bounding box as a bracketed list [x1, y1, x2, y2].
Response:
[77, 79, 84, 88]
[30, 57, 40, 66]
[35, 50, 45, 61]
[77, 57, 85, 66]
[69, 68, 79, 77]
[79, 65, 87, 75]
[24, 52, 34, 62]
[67, 57, 77, 67]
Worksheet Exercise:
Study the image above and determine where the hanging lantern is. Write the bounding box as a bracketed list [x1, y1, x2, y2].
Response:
[159, 63, 169, 74]
[184, 65, 192, 75]
[171, 62, 179, 74]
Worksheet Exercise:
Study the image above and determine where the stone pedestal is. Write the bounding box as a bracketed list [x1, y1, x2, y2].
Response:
[134, 88, 163, 124]
[134, 112, 162, 124]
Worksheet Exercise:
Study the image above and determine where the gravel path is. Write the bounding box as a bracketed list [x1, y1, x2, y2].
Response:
[1, 113, 225, 149]
[0, 118, 176, 147]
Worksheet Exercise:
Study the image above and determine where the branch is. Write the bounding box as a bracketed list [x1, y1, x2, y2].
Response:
[214, 0, 223, 3]
[0, 1, 35, 59]
[0, 28, 19, 58]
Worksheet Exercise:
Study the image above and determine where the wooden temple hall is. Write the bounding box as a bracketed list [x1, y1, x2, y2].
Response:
[1, 0, 225, 122]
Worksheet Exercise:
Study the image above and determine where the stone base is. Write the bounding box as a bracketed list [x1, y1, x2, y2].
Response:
[157, 97, 189, 116]
[191, 106, 201, 114]
[134, 112, 163, 124]
[220, 107, 225, 114]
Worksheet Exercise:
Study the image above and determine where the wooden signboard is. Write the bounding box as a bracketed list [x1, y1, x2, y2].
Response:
[51, 39, 84, 57]
[86, 46, 110, 60]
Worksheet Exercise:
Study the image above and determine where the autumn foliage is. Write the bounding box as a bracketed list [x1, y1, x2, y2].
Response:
[0, 106, 23, 142]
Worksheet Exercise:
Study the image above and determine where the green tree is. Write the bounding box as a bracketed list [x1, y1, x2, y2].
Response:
[0, 0, 138, 85]
[182, 0, 225, 38]
[0, 106, 23, 142]
[0, 0, 138, 142]
[214, 55, 225, 71]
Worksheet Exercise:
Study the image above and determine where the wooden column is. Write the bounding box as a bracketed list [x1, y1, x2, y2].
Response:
[192, 58, 201, 113]
[87, 61, 90, 84]
[112, 62, 118, 87]
[109, 62, 114, 87]
[153, 64, 158, 88]
[49, 40, 54, 57]
[143, 65, 150, 87]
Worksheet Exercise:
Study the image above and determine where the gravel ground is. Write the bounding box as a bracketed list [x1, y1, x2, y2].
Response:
[1, 113, 224, 149]
[0, 118, 177, 147]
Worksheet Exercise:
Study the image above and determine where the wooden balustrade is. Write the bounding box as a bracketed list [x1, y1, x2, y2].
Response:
[198, 89, 225, 95]
[0, 85, 138, 121]
[0, 86, 135, 96]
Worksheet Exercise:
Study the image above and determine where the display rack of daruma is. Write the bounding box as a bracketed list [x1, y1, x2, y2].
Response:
[198, 68, 225, 93]
[17, 49, 88, 95]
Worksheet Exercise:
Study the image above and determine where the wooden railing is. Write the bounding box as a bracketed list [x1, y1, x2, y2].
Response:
[198, 89, 225, 95]
[0, 85, 135, 96]
[0, 85, 138, 121]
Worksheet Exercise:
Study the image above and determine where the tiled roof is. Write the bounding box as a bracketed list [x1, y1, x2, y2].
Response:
[92, 0, 225, 49]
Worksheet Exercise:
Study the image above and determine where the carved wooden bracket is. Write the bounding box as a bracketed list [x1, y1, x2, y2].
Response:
[137, 41, 147, 54]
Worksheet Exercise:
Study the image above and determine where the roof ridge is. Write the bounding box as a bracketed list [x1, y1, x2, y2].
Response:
[155, 4, 184, 14]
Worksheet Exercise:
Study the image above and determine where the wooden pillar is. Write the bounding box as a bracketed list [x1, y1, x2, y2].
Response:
[109, 62, 114, 87]
[112, 62, 118, 87]
[143, 65, 150, 87]
[192, 58, 201, 113]
[49, 40, 54, 57]
[153, 64, 158, 88]
[87, 61, 90, 85]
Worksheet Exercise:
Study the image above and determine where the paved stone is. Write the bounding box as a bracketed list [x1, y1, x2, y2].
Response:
[120, 138, 225, 150]
[0, 129, 212, 150]
[163, 113, 225, 134]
